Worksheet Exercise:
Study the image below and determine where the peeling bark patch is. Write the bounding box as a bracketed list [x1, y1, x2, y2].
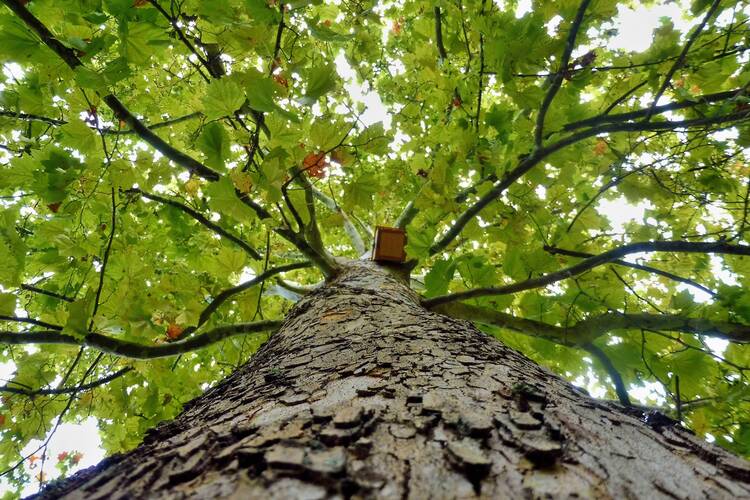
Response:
[36, 262, 750, 500]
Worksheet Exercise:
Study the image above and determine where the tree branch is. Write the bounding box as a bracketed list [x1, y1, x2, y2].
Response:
[0, 109, 202, 134]
[126, 188, 262, 260]
[562, 87, 745, 133]
[424, 240, 750, 307]
[0, 320, 282, 359]
[434, 7, 448, 62]
[543, 245, 717, 297]
[147, 0, 209, 66]
[234, 191, 336, 277]
[181, 262, 311, 336]
[0, 367, 133, 396]
[1, 0, 220, 181]
[428, 110, 750, 255]
[644, 0, 722, 122]
[395, 200, 419, 230]
[104, 112, 202, 135]
[0, 109, 64, 125]
[274, 278, 321, 295]
[312, 188, 366, 255]
[433, 302, 750, 345]
[90, 189, 116, 328]
[0, 315, 62, 330]
[582, 342, 632, 406]
[20, 284, 74, 303]
[298, 175, 334, 267]
[534, 0, 591, 147]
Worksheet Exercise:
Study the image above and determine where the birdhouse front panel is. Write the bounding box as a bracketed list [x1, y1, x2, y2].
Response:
[372, 226, 407, 263]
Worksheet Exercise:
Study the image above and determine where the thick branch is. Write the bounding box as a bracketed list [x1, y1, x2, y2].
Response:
[434, 302, 750, 345]
[563, 88, 745, 133]
[582, 342, 631, 406]
[182, 262, 311, 336]
[395, 200, 419, 230]
[644, 0, 722, 122]
[424, 240, 750, 307]
[0, 321, 281, 359]
[127, 188, 262, 260]
[543, 245, 717, 297]
[534, 0, 591, 147]
[235, 191, 338, 278]
[297, 175, 330, 263]
[434, 7, 448, 61]
[312, 189, 366, 255]
[429, 110, 750, 255]
[274, 278, 320, 295]
[2, 0, 220, 181]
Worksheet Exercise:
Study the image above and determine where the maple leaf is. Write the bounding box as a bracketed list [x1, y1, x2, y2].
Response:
[273, 74, 289, 88]
[184, 178, 201, 197]
[391, 18, 403, 35]
[230, 170, 253, 194]
[303, 152, 328, 179]
[166, 323, 184, 340]
[593, 139, 608, 156]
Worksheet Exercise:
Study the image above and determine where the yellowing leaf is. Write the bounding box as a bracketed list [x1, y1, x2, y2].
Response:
[593, 139, 607, 156]
[230, 170, 253, 193]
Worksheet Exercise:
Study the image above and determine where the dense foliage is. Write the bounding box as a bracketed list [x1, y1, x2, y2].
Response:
[1, 0, 750, 494]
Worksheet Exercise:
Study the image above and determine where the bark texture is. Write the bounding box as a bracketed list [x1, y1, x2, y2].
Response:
[36, 262, 750, 499]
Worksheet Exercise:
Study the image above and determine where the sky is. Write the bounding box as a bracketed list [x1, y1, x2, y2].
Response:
[0, 0, 734, 495]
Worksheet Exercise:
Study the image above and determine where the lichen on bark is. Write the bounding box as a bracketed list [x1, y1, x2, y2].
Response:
[35, 263, 750, 499]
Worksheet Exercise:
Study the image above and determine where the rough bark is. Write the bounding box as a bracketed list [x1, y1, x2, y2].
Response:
[36, 262, 750, 499]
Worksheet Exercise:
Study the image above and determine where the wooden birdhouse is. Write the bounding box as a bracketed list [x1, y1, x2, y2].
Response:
[372, 226, 407, 263]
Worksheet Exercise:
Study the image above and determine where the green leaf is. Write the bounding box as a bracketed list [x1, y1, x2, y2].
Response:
[424, 259, 456, 298]
[202, 78, 246, 120]
[502, 246, 526, 281]
[120, 21, 168, 65]
[343, 172, 378, 211]
[59, 118, 97, 155]
[74, 67, 108, 91]
[205, 177, 257, 221]
[298, 63, 337, 106]
[0, 211, 25, 286]
[308, 18, 354, 42]
[405, 224, 437, 260]
[0, 15, 42, 62]
[62, 289, 96, 339]
[354, 122, 390, 155]
[197, 122, 231, 169]
[244, 73, 278, 113]
[0, 293, 15, 315]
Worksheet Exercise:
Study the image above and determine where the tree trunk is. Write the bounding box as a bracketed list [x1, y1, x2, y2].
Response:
[37, 262, 750, 499]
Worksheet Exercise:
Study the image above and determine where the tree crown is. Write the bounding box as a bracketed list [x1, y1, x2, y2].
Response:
[1, 0, 750, 493]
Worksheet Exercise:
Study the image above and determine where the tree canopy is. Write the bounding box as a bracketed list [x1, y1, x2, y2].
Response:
[1, 0, 750, 494]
